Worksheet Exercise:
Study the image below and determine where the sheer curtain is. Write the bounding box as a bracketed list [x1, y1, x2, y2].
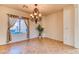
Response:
[23, 19, 29, 39]
[7, 16, 17, 42]
[7, 14, 29, 42]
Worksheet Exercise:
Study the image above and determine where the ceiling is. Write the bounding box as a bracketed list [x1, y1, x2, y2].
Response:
[1, 4, 73, 16]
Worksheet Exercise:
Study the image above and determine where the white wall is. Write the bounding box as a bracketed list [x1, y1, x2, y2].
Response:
[43, 5, 75, 47]
[29, 20, 38, 38]
[0, 6, 29, 45]
[63, 6, 75, 46]
[42, 10, 63, 41]
[74, 5, 79, 48]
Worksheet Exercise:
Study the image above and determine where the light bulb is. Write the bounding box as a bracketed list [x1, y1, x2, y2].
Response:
[34, 13, 37, 15]
[30, 14, 33, 16]
[39, 13, 42, 17]
[30, 14, 34, 18]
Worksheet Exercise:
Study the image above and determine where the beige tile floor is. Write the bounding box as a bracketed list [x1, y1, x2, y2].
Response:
[0, 38, 78, 54]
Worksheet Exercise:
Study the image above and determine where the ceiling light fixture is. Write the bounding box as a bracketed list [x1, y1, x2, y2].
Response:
[30, 4, 42, 24]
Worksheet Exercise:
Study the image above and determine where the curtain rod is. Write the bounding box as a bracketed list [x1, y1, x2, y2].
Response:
[7, 14, 29, 19]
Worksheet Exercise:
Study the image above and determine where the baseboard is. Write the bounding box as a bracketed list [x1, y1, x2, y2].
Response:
[7, 37, 38, 45]
[43, 37, 63, 43]
[1, 37, 63, 46]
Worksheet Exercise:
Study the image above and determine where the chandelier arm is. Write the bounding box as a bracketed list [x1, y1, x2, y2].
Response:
[30, 4, 42, 24]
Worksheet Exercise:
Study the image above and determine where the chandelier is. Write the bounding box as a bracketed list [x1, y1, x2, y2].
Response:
[30, 4, 42, 24]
